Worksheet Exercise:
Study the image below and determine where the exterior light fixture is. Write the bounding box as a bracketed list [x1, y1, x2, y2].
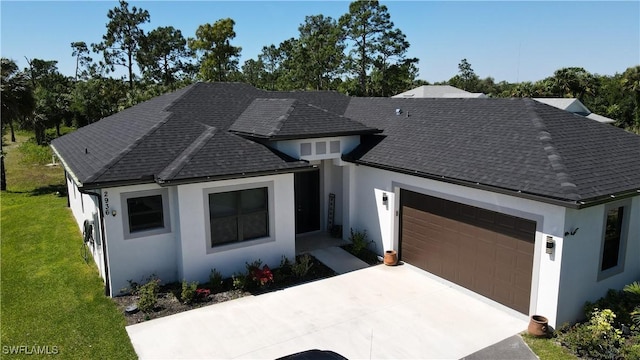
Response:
[382, 192, 388, 205]
[546, 236, 554, 254]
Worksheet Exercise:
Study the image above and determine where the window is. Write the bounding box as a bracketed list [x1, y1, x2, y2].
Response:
[121, 189, 170, 239]
[330, 140, 340, 154]
[209, 187, 269, 247]
[316, 141, 326, 155]
[300, 143, 312, 156]
[128, 195, 164, 232]
[599, 201, 630, 279]
[601, 206, 624, 271]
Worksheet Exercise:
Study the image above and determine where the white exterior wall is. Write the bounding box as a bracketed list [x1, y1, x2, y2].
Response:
[558, 196, 640, 325]
[65, 175, 105, 280]
[175, 174, 296, 284]
[348, 164, 568, 326]
[271, 136, 360, 162]
[100, 183, 179, 295]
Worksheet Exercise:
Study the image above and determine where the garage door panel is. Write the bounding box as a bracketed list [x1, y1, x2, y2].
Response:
[400, 189, 535, 315]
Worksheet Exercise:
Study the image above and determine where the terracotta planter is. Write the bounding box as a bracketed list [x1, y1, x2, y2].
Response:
[384, 250, 398, 266]
[527, 315, 549, 337]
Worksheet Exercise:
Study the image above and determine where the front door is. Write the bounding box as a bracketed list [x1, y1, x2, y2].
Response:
[294, 170, 320, 234]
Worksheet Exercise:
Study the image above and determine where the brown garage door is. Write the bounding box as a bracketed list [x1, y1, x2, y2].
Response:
[400, 189, 535, 314]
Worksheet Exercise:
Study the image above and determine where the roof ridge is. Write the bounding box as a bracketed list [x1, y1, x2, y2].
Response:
[526, 99, 582, 201]
[85, 111, 174, 183]
[272, 99, 297, 136]
[84, 86, 197, 183]
[157, 124, 217, 182]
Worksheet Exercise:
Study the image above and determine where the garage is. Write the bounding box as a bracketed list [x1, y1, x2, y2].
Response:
[400, 189, 536, 314]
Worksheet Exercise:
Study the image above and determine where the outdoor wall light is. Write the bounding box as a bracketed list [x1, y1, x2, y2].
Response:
[546, 236, 555, 254]
[382, 192, 388, 205]
[112, 210, 117, 217]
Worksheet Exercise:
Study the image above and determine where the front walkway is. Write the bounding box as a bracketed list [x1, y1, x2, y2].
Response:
[127, 264, 529, 359]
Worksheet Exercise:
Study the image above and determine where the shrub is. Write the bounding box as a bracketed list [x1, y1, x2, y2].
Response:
[292, 254, 313, 279]
[181, 280, 198, 304]
[232, 272, 247, 290]
[560, 308, 624, 359]
[349, 228, 371, 255]
[195, 288, 211, 300]
[137, 277, 160, 313]
[274, 255, 293, 283]
[624, 282, 640, 328]
[209, 268, 224, 293]
[586, 287, 638, 327]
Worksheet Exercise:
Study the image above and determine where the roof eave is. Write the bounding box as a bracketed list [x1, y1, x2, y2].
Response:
[156, 165, 316, 187]
[345, 158, 640, 209]
[269, 129, 383, 141]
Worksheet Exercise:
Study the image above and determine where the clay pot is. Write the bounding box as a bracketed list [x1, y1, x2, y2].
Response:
[384, 250, 398, 266]
[527, 315, 549, 337]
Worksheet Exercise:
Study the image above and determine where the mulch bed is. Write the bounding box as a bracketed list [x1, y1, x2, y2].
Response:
[114, 254, 338, 325]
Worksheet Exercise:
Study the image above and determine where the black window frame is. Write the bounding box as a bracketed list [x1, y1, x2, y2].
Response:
[121, 189, 171, 240]
[598, 201, 630, 280]
[208, 187, 269, 247]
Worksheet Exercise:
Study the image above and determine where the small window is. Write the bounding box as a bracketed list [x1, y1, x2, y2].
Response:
[300, 143, 312, 156]
[330, 140, 340, 154]
[209, 187, 269, 247]
[316, 142, 326, 155]
[599, 201, 630, 279]
[601, 206, 624, 271]
[127, 195, 164, 232]
[121, 189, 171, 239]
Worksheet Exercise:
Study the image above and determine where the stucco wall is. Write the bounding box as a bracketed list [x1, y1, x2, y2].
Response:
[100, 183, 179, 295]
[175, 174, 296, 284]
[558, 196, 640, 325]
[348, 164, 568, 325]
[65, 175, 105, 279]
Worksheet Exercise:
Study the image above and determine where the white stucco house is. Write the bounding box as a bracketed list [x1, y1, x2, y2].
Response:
[51, 82, 639, 327]
[392, 84, 487, 98]
[534, 97, 616, 124]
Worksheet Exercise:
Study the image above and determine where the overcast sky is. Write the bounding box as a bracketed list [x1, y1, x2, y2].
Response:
[1, 1, 638, 83]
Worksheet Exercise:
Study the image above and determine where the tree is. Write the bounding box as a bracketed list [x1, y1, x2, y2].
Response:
[340, 0, 394, 95]
[92, 0, 150, 89]
[137, 26, 192, 88]
[620, 65, 640, 131]
[296, 15, 345, 90]
[188, 18, 242, 82]
[1, 58, 35, 143]
[71, 42, 93, 81]
[371, 28, 416, 96]
[241, 58, 266, 88]
[450, 58, 480, 92]
[549, 67, 595, 101]
[258, 44, 283, 90]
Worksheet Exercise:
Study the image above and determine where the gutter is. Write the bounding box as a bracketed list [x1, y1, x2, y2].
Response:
[346, 158, 640, 210]
[156, 165, 317, 187]
[79, 189, 111, 297]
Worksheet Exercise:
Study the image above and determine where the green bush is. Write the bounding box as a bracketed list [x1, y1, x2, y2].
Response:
[349, 228, 370, 255]
[232, 272, 247, 290]
[624, 282, 640, 328]
[18, 139, 52, 165]
[137, 277, 160, 313]
[209, 268, 224, 293]
[585, 287, 638, 327]
[273, 255, 293, 283]
[292, 254, 313, 279]
[560, 308, 624, 359]
[180, 280, 198, 304]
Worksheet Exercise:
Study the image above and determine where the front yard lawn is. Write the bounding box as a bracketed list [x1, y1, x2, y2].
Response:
[1, 133, 136, 359]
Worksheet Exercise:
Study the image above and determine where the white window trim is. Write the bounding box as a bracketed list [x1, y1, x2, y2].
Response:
[121, 188, 171, 240]
[203, 181, 275, 254]
[597, 199, 631, 281]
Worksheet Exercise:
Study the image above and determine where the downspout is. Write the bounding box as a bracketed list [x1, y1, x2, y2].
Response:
[81, 189, 111, 297]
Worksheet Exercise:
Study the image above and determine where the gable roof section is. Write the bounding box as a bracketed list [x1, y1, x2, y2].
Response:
[229, 98, 379, 139]
[344, 97, 640, 207]
[393, 85, 486, 98]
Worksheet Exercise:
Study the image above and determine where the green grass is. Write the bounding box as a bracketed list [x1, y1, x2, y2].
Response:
[1, 132, 137, 359]
[522, 334, 578, 360]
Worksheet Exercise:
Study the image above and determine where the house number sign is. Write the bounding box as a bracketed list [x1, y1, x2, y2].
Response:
[103, 191, 110, 216]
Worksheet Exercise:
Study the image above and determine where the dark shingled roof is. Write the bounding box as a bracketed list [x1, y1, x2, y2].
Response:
[343, 97, 640, 206]
[229, 98, 379, 139]
[51, 82, 375, 187]
[51, 82, 640, 208]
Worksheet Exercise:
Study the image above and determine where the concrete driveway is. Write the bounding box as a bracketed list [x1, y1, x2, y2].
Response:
[127, 264, 529, 359]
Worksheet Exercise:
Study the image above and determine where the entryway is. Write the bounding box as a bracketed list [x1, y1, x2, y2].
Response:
[294, 170, 320, 234]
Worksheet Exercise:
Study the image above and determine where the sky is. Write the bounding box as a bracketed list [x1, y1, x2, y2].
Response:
[1, 1, 639, 84]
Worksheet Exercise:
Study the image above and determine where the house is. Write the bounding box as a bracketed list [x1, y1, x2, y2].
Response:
[392, 84, 487, 98]
[534, 97, 616, 124]
[51, 82, 640, 327]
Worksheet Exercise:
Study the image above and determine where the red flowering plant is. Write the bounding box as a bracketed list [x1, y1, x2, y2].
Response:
[250, 265, 274, 287]
[195, 288, 211, 300]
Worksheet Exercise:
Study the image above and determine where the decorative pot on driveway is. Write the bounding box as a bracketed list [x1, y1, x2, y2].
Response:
[527, 315, 549, 337]
[384, 250, 398, 266]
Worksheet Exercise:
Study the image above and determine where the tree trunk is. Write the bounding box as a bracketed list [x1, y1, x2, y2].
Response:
[56, 122, 61, 137]
[9, 120, 16, 142]
[1, 155, 7, 191]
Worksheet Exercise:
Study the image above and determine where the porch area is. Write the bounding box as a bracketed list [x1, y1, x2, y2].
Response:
[295, 231, 349, 255]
